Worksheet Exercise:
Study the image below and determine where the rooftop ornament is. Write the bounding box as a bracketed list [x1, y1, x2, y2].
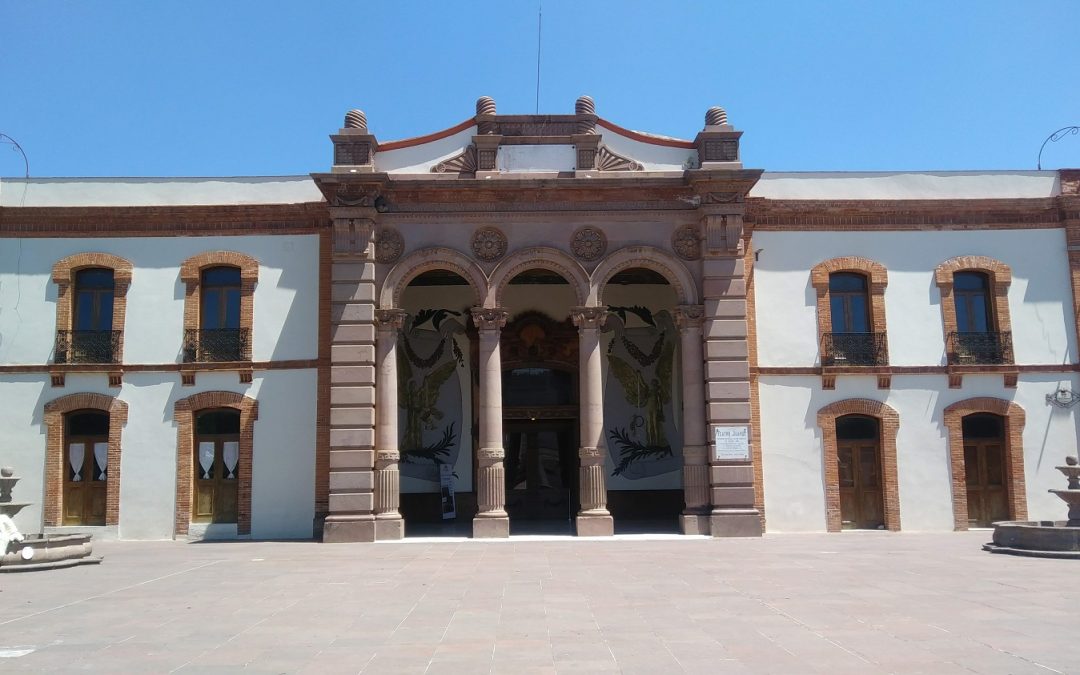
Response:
[705, 106, 729, 127]
[343, 109, 367, 130]
[1037, 126, 1079, 170]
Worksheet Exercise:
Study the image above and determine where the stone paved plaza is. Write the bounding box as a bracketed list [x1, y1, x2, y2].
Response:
[0, 531, 1077, 674]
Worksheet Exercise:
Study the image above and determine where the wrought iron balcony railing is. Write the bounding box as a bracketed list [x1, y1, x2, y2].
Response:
[821, 332, 888, 367]
[54, 330, 121, 364]
[947, 331, 1013, 365]
[182, 328, 248, 363]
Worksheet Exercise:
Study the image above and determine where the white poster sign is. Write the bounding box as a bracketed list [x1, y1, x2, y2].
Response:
[713, 425, 750, 461]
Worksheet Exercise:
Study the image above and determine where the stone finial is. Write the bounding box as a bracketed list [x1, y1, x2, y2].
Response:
[1068, 456, 1078, 466]
[575, 95, 595, 115]
[476, 96, 497, 116]
[705, 106, 728, 127]
[344, 109, 367, 130]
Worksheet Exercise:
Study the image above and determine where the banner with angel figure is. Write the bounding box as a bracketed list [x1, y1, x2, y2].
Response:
[603, 306, 683, 483]
[397, 308, 468, 484]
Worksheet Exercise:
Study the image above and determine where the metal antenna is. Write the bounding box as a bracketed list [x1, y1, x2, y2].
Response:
[0, 133, 30, 178]
[535, 0, 542, 114]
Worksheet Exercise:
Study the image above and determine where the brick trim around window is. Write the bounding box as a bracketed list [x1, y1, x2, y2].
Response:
[52, 252, 134, 363]
[42, 392, 128, 527]
[173, 390, 258, 537]
[810, 257, 889, 387]
[943, 397, 1027, 531]
[816, 398, 901, 532]
[179, 251, 259, 362]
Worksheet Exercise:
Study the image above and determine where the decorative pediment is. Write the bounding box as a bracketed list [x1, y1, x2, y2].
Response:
[431, 144, 477, 174]
[596, 146, 643, 172]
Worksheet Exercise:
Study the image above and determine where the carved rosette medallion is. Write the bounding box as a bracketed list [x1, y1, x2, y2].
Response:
[570, 227, 607, 262]
[374, 228, 404, 264]
[672, 225, 702, 261]
[471, 227, 508, 262]
[570, 306, 608, 330]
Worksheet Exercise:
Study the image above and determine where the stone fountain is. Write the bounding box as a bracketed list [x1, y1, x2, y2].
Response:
[0, 466, 102, 572]
[984, 456, 1080, 558]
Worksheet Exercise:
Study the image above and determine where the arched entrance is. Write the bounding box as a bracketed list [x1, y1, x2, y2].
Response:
[63, 410, 110, 526]
[961, 413, 1009, 527]
[501, 311, 579, 527]
[835, 414, 885, 530]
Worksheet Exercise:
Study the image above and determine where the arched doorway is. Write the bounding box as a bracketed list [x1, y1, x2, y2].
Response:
[600, 267, 683, 530]
[63, 410, 109, 526]
[836, 414, 885, 530]
[396, 269, 475, 532]
[192, 409, 241, 525]
[500, 269, 581, 533]
[962, 413, 1009, 527]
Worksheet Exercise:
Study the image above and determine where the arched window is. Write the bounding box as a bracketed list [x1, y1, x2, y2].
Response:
[180, 253, 258, 367]
[934, 257, 1014, 371]
[829, 273, 870, 333]
[811, 260, 889, 371]
[51, 253, 132, 369]
[953, 272, 992, 333]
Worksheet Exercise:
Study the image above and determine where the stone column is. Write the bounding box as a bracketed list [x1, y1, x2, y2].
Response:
[675, 305, 710, 534]
[471, 307, 510, 538]
[373, 309, 406, 540]
[571, 306, 614, 536]
[323, 213, 378, 542]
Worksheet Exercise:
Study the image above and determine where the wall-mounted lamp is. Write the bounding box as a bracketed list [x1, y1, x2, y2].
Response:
[1046, 388, 1080, 408]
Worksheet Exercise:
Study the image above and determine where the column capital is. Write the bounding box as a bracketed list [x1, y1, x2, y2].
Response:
[674, 304, 706, 330]
[331, 216, 376, 257]
[570, 305, 608, 330]
[471, 307, 509, 331]
[374, 308, 408, 332]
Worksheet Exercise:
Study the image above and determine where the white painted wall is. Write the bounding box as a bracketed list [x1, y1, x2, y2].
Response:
[0, 235, 319, 365]
[758, 373, 1080, 532]
[753, 229, 1076, 367]
[598, 126, 696, 171]
[376, 126, 477, 174]
[0, 369, 317, 539]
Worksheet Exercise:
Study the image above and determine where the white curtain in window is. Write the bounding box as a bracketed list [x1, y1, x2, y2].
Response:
[68, 443, 85, 481]
[223, 442, 239, 480]
[198, 442, 215, 479]
[93, 442, 108, 481]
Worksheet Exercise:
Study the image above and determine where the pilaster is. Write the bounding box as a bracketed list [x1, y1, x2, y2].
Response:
[373, 309, 406, 541]
[571, 306, 613, 536]
[323, 212, 378, 543]
[471, 307, 510, 538]
[675, 305, 710, 535]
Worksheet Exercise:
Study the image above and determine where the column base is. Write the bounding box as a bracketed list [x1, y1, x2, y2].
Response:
[375, 516, 404, 541]
[472, 515, 509, 538]
[710, 509, 763, 538]
[680, 514, 711, 536]
[322, 516, 376, 543]
[575, 514, 614, 537]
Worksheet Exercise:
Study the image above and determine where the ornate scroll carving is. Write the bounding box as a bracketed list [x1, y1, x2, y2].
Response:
[332, 183, 379, 207]
[570, 306, 608, 330]
[374, 308, 408, 331]
[471, 307, 509, 331]
[596, 145, 643, 172]
[570, 226, 607, 262]
[476, 448, 506, 461]
[374, 228, 404, 264]
[471, 227, 508, 262]
[431, 144, 477, 174]
[674, 304, 705, 329]
[671, 225, 701, 261]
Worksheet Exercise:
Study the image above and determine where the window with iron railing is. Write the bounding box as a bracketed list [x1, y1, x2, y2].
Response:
[946, 272, 1013, 365]
[820, 272, 888, 366]
[55, 268, 120, 364]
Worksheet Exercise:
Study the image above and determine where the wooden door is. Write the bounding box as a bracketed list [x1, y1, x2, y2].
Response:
[965, 440, 1009, 527]
[193, 436, 239, 524]
[837, 441, 884, 529]
[504, 421, 576, 521]
[63, 437, 107, 526]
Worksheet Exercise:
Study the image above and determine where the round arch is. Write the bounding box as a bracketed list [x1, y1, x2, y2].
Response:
[816, 398, 901, 533]
[488, 246, 590, 308]
[591, 246, 698, 306]
[380, 247, 488, 308]
[942, 397, 1027, 530]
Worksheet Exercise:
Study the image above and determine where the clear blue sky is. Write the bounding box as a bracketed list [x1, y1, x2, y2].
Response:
[2, 1, 1077, 177]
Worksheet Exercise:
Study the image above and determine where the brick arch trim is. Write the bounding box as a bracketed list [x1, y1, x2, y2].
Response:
[51, 253, 134, 362]
[180, 252, 259, 362]
[810, 257, 889, 363]
[943, 397, 1027, 530]
[816, 398, 901, 532]
[43, 392, 128, 527]
[173, 391, 258, 536]
[934, 256, 1013, 344]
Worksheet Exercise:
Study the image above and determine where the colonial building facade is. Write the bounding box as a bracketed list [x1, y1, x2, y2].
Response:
[2, 97, 1078, 541]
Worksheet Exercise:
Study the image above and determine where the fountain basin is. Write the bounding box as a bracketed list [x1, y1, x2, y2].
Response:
[0, 533, 102, 572]
[983, 520, 1080, 559]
